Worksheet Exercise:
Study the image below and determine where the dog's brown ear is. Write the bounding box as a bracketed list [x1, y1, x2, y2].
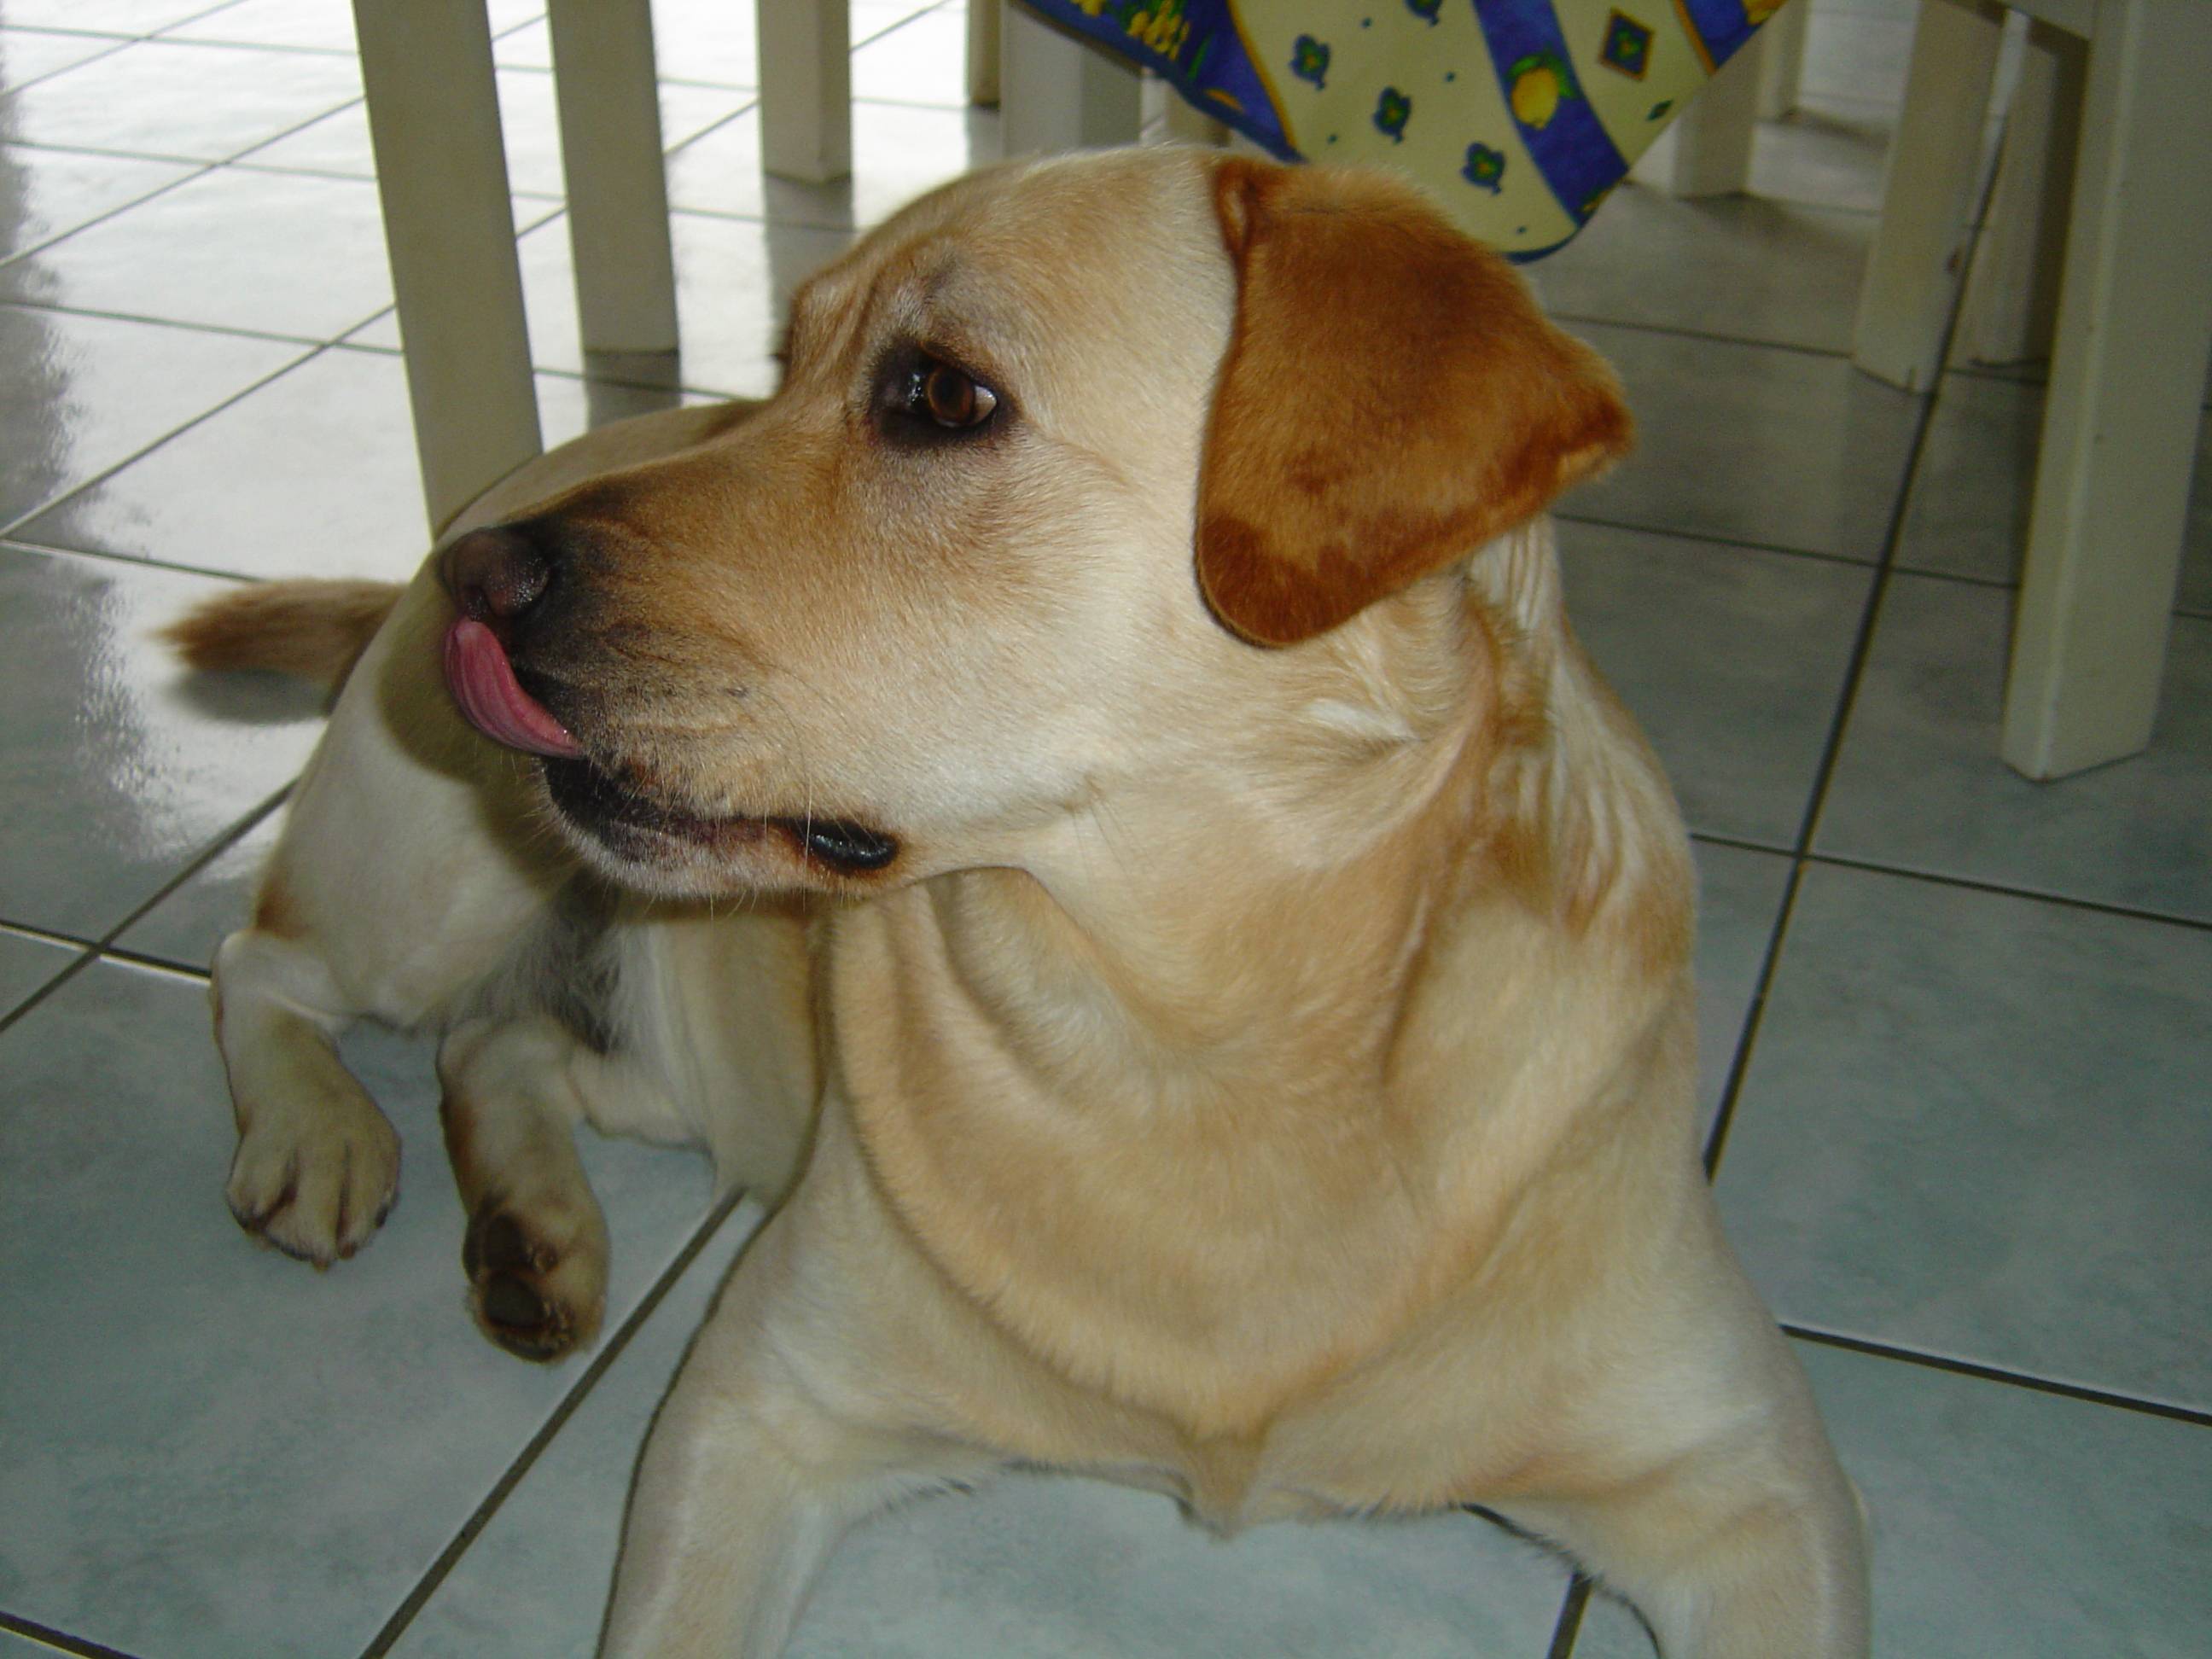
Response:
[1197, 160, 1632, 646]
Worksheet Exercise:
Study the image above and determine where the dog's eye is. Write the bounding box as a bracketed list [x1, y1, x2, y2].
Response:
[919, 361, 995, 428]
[882, 352, 1001, 441]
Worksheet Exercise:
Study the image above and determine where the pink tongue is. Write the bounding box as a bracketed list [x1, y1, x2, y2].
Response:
[443, 617, 584, 759]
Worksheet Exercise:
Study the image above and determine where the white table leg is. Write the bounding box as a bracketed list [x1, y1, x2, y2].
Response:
[352, 0, 541, 533]
[2000, 0, 2212, 778]
[1957, 17, 2083, 368]
[1000, 3, 1142, 157]
[758, 0, 851, 184]
[547, 0, 677, 358]
[1757, 0, 1809, 119]
[1664, 33, 1762, 198]
[1852, 0, 2005, 392]
[968, 0, 1001, 107]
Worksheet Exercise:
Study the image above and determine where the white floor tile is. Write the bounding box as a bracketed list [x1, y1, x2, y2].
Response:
[1717, 863, 2212, 1412]
[0, 957, 724, 1657]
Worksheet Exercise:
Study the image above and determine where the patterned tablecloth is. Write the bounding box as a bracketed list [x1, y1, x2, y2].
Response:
[1020, 0, 1782, 258]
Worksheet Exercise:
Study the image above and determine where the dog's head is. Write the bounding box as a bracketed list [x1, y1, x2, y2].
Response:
[439, 149, 1628, 899]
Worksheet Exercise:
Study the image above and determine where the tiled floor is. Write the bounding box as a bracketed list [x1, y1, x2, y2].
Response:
[1, 2, 2206, 1656]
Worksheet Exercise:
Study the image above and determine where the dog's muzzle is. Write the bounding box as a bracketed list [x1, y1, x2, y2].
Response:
[438, 524, 584, 760]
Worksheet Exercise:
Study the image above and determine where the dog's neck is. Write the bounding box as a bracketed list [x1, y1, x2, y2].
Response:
[826, 521, 1695, 1432]
[899, 519, 1689, 1103]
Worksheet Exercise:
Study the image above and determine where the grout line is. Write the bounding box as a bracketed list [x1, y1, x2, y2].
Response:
[0, 788, 287, 1042]
[1553, 509, 1882, 573]
[1687, 828, 1796, 859]
[490, 9, 551, 42]
[0, 133, 226, 166]
[854, 0, 959, 51]
[144, 32, 357, 59]
[358, 1185, 755, 1659]
[94, 789, 288, 945]
[0, 32, 133, 95]
[0, 914, 102, 951]
[3, 56, 366, 166]
[1783, 1326, 2212, 1429]
[222, 93, 364, 167]
[0, 536, 267, 587]
[1698, 860, 1807, 1179]
[1881, 562, 2012, 593]
[1562, 523, 2204, 623]
[660, 96, 761, 161]
[0, 156, 219, 274]
[0, 1610, 144, 1659]
[496, 54, 765, 97]
[1691, 827, 2212, 933]
[0, 340, 328, 544]
[86, 26, 346, 59]
[831, 93, 985, 117]
[0, 940, 97, 1038]
[346, 331, 752, 409]
[212, 91, 370, 166]
[1870, 559, 2212, 624]
[93, 938, 218, 981]
[643, 74, 761, 94]
[1944, 358, 2046, 391]
[1547, 311, 1872, 366]
[0, 292, 326, 347]
[140, 1, 246, 35]
[1543, 1575, 1595, 1659]
[222, 154, 558, 204]
[1787, 850, 2212, 935]
[0, 25, 138, 43]
[5, 0, 243, 49]
[1699, 143, 1999, 1180]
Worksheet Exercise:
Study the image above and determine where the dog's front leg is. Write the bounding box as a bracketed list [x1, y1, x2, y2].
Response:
[1528, 1437, 1867, 1657]
[602, 1198, 997, 1658]
[437, 1014, 620, 1361]
[1504, 1324, 1870, 1657]
[207, 569, 572, 1266]
[214, 925, 401, 1265]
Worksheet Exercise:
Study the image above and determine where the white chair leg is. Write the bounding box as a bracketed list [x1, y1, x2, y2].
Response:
[1957, 18, 2083, 368]
[1853, 0, 2006, 393]
[352, 0, 542, 533]
[1664, 34, 1762, 198]
[547, 0, 678, 357]
[1164, 93, 1231, 148]
[968, 0, 1001, 107]
[757, 0, 851, 184]
[1757, 0, 1809, 119]
[999, 3, 1142, 157]
[2000, 0, 2212, 779]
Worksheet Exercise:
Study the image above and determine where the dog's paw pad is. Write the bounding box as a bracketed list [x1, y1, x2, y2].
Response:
[481, 1271, 550, 1330]
[463, 1202, 603, 1363]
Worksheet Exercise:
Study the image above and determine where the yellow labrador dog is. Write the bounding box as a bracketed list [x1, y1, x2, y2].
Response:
[173, 149, 1868, 1656]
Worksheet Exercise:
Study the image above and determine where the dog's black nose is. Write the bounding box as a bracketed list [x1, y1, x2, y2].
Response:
[439, 523, 554, 625]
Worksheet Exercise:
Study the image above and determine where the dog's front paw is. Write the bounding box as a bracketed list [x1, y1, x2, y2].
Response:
[462, 1199, 607, 1362]
[226, 1107, 401, 1267]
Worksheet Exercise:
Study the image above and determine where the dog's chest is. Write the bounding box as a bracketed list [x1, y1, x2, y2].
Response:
[1109, 1431, 1340, 1536]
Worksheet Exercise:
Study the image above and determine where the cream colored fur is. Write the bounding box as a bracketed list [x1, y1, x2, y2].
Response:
[186, 148, 1868, 1656]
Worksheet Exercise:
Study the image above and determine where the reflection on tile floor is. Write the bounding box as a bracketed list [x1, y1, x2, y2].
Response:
[0, 3, 2204, 1656]
[0, 924, 80, 1021]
